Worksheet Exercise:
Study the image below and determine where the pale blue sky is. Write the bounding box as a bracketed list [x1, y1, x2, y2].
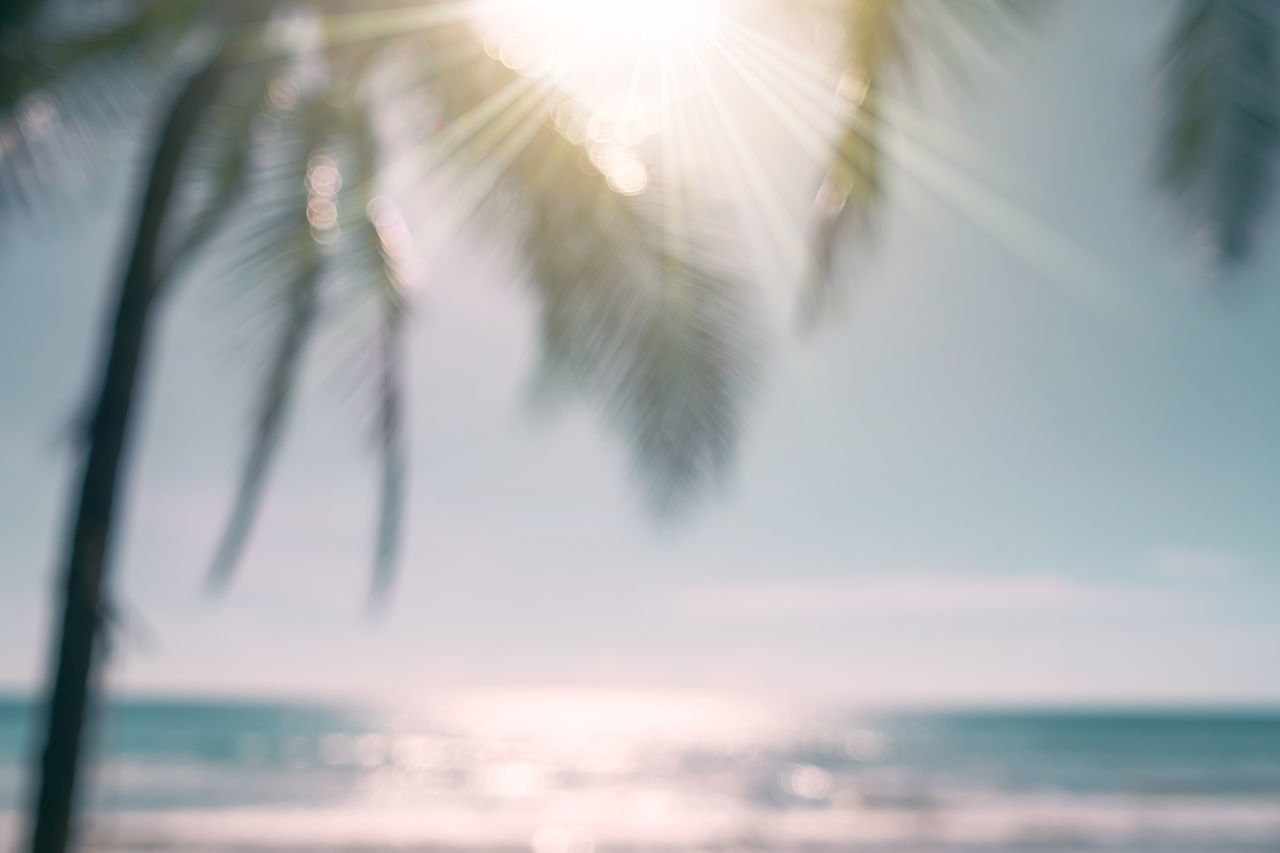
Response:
[2, 1, 1278, 706]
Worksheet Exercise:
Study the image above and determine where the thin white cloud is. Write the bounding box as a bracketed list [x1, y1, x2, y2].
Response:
[673, 573, 1166, 623]
[1147, 548, 1251, 581]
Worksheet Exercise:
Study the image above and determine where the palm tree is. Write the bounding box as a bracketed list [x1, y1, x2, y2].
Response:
[3, 2, 759, 850]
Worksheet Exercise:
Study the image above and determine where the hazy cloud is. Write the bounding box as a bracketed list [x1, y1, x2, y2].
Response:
[673, 573, 1170, 623]
[1147, 548, 1251, 581]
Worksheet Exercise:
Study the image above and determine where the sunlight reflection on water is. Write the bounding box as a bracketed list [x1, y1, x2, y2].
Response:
[2, 693, 1280, 851]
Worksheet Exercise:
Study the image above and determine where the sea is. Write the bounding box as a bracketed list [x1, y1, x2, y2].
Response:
[1, 695, 1278, 851]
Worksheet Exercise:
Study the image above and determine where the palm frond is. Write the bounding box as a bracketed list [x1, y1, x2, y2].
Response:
[0, 0, 211, 212]
[157, 37, 280, 287]
[1158, 0, 1280, 263]
[432, 28, 759, 514]
[800, 0, 900, 327]
[806, 92, 883, 327]
[206, 263, 322, 589]
[189, 25, 412, 594]
[370, 302, 406, 603]
[206, 97, 332, 589]
[805, 0, 1032, 327]
[334, 95, 411, 604]
[399, 20, 760, 515]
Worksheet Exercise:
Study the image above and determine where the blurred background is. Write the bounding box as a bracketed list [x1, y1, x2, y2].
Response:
[2, 0, 1280, 850]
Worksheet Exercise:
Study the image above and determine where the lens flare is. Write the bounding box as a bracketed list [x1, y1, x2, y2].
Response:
[472, 0, 724, 128]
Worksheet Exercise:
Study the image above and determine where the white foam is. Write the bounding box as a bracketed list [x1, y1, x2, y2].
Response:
[3, 790, 1279, 851]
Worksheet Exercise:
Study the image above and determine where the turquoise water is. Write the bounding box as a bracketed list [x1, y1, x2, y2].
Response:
[2, 697, 1279, 850]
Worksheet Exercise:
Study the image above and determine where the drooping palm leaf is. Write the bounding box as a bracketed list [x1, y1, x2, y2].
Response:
[403, 19, 761, 515]
[804, 0, 1033, 326]
[334, 94, 411, 602]
[206, 96, 332, 588]
[1158, 0, 1280, 263]
[157, 36, 280, 286]
[195, 25, 415, 594]
[369, 303, 406, 601]
[517, 156, 760, 515]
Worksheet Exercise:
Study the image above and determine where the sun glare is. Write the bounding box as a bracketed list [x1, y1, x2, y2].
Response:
[472, 0, 725, 161]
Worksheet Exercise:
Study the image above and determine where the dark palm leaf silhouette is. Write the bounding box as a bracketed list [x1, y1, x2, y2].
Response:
[0, 0, 212, 209]
[340, 101, 411, 601]
[204, 93, 331, 590]
[1158, 0, 1280, 264]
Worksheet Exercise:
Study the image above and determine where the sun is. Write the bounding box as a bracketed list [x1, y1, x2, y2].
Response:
[537, 0, 723, 47]
[471, 0, 725, 133]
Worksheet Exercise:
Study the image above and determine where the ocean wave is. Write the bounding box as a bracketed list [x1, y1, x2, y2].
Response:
[3, 790, 1280, 852]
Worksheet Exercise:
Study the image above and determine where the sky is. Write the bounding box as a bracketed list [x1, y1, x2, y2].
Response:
[2, 0, 1279, 708]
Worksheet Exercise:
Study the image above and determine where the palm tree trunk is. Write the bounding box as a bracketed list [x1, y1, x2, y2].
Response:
[29, 52, 230, 853]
